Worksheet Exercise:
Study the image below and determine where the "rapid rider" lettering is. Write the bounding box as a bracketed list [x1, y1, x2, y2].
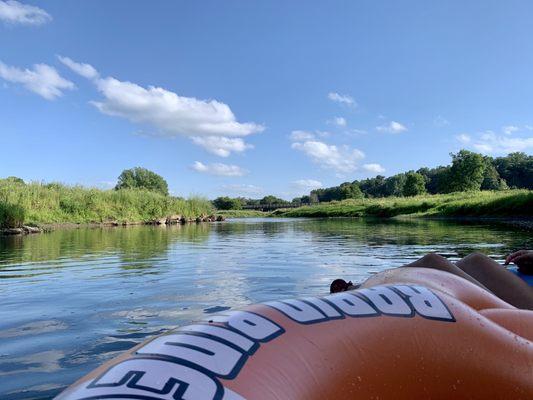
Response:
[61, 285, 454, 400]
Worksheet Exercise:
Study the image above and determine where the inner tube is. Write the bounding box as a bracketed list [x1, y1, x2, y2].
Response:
[55, 267, 533, 400]
[507, 266, 533, 286]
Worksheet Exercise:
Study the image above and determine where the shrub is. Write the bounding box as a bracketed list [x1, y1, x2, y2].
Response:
[0, 202, 26, 228]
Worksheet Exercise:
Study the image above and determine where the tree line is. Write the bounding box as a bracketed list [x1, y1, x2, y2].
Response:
[213, 151, 532, 209]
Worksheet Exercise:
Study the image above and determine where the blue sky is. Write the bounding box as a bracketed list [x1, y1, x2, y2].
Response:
[1, 1, 533, 199]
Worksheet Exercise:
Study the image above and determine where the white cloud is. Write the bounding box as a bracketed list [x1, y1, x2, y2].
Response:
[291, 179, 322, 195]
[0, 0, 51, 25]
[58, 57, 263, 153]
[57, 56, 99, 80]
[0, 61, 74, 99]
[191, 161, 247, 177]
[191, 136, 252, 157]
[376, 121, 407, 133]
[220, 184, 263, 196]
[291, 140, 365, 173]
[456, 131, 533, 154]
[362, 163, 385, 174]
[328, 92, 356, 107]
[456, 133, 471, 144]
[289, 130, 315, 141]
[502, 125, 519, 135]
[328, 116, 347, 127]
[91, 77, 264, 138]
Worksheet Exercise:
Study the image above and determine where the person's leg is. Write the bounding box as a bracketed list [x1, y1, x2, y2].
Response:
[456, 253, 533, 310]
[403, 253, 489, 290]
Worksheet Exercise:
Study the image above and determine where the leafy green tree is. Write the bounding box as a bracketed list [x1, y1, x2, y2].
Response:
[417, 166, 450, 194]
[481, 158, 508, 190]
[339, 182, 364, 199]
[494, 152, 533, 189]
[403, 172, 427, 196]
[383, 174, 406, 197]
[213, 196, 243, 210]
[447, 150, 485, 192]
[260, 195, 288, 205]
[1, 176, 25, 185]
[358, 175, 386, 197]
[115, 167, 169, 196]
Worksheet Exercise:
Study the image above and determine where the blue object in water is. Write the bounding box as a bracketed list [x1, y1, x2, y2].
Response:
[507, 266, 533, 286]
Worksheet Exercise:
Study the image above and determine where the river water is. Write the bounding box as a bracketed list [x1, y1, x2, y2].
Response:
[0, 218, 531, 399]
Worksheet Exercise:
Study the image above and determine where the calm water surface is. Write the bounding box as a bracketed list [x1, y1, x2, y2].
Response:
[1, 218, 531, 399]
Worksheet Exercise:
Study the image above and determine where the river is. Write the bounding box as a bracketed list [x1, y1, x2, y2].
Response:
[0, 218, 531, 399]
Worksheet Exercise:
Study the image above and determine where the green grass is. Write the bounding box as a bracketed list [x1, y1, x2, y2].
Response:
[0, 181, 213, 227]
[217, 209, 269, 218]
[273, 190, 533, 218]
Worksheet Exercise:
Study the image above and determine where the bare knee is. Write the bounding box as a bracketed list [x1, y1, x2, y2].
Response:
[460, 252, 492, 266]
[419, 253, 449, 265]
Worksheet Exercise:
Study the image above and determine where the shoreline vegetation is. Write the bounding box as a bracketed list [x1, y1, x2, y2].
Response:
[0, 180, 221, 235]
[272, 190, 533, 219]
[1, 151, 532, 235]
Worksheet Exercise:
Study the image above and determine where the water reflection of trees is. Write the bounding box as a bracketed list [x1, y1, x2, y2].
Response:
[292, 218, 531, 256]
[0, 224, 212, 268]
[0, 218, 530, 270]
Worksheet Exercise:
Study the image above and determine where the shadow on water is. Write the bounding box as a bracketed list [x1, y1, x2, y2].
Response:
[0, 218, 531, 399]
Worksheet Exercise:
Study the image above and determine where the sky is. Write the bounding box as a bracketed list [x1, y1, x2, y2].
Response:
[1, 1, 533, 199]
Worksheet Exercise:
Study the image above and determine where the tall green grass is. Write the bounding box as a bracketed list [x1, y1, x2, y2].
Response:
[0, 181, 213, 227]
[274, 190, 533, 218]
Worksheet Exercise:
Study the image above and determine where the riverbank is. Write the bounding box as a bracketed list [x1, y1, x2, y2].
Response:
[0, 181, 216, 233]
[217, 209, 268, 218]
[272, 190, 533, 219]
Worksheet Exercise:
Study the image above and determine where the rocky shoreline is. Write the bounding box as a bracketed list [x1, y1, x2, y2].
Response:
[0, 214, 226, 236]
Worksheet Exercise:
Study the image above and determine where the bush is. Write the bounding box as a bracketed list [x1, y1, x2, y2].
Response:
[0, 202, 25, 228]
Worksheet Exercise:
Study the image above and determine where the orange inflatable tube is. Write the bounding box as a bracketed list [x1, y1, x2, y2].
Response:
[56, 267, 533, 400]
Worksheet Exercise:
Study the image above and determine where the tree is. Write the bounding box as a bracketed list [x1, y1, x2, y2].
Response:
[494, 152, 533, 189]
[383, 174, 406, 197]
[481, 158, 508, 190]
[447, 150, 485, 192]
[359, 175, 386, 198]
[213, 197, 243, 210]
[115, 167, 169, 196]
[417, 166, 450, 194]
[339, 182, 364, 200]
[3, 176, 25, 184]
[260, 195, 287, 205]
[403, 172, 427, 197]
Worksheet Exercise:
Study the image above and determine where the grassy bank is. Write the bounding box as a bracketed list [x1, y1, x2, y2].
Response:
[273, 190, 533, 218]
[0, 181, 213, 228]
[217, 209, 268, 218]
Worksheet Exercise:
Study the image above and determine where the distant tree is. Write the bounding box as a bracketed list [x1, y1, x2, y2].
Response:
[383, 174, 406, 197]
[417, 166, 451, 194]
[359, 175, 386, 198]
[339, 182, 364, 199]
[447, 150, 485, 192]
[260, 195, 288, 205]
[481, 158, 508, 190]
[213, 196, 243, 210]
[115, 167, 168, 196]
[494, 152, 533, 189]
[403, 172, 427, 197]
[309, 192, 319, 203]
[1, 176, 25, 184]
